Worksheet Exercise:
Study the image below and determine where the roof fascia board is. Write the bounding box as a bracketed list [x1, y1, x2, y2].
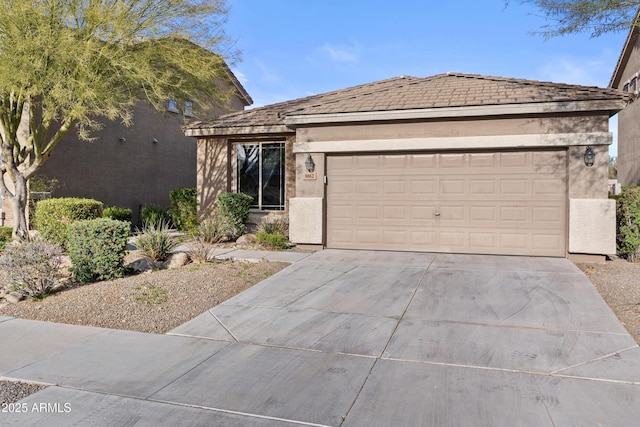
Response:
[292, 132, 612, 153]
[610, 10, 640, 88]
[185, 124, 291, 137]
[284, 100, 628, 126]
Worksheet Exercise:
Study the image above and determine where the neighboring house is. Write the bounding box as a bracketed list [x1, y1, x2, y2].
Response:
[5, 63, 252, 226]
[610, 18, 640, 185]
[186, 73, 631, 262]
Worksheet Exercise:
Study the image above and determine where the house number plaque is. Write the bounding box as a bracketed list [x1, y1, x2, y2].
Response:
[303, 172, 317, 180]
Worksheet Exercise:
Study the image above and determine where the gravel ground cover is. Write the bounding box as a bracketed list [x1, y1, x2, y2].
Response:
[577, 258, 640, 344]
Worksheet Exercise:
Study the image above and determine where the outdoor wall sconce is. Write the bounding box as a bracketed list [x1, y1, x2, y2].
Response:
[584, 146, 595, 167]
[152, 138, 159, 144]
[305, 154, 316, 173]
[118, 137, 126, 143]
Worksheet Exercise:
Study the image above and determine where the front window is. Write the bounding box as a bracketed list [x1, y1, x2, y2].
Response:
[236, 142, 285, 210]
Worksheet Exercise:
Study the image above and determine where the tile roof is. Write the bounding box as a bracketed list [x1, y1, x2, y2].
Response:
[188, 72, 633, 131]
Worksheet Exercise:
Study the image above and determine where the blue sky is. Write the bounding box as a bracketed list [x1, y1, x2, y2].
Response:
[223, 1, 629, 154]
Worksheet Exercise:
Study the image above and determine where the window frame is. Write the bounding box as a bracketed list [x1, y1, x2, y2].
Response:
[233, 141, 286, 211]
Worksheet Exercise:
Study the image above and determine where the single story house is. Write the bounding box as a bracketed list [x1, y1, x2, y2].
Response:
[610, 15, 640, 185]
[186, 73, 632, 262]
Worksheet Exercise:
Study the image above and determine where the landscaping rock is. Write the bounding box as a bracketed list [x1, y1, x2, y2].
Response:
[236, 234, 257, 246]
[163, 252, 190, 269]
[127, 257, 155, 274]
[6, 292, 24, 304]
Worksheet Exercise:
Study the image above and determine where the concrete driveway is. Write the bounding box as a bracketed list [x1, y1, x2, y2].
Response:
[2, 250, 640, 426]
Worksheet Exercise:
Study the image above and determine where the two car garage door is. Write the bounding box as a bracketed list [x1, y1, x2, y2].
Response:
[326, 150, 567, 257]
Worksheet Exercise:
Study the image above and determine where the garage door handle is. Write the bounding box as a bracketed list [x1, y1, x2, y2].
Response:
[435, 212, 441, 217]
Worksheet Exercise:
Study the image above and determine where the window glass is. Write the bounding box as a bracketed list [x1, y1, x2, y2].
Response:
[184, 101, 193, 116]
[236, 142, 285, 210]
[631, 77, 637, 93]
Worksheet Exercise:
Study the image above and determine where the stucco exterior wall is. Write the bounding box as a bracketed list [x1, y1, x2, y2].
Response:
[197, 134, 297, 231]
[38, 102, 196, 224]
[288, 113, 615, 255]
[612, 30, 640, 185]
[36, 90, 248, 225]
[616, 31, 640, 86]
[618, 101, 640, 185]
[296, 115, 609, 142]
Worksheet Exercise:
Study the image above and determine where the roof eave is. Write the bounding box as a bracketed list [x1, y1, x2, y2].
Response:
[610, 11, 640, 88]
[184, 124, 291, 137]
[284, 99, 631, 126]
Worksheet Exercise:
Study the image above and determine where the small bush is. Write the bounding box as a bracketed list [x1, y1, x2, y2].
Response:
[194, 211, 228, 244]
[186, 238, 212, 263]
[134, 220, 177, 263]
[0, 238, 63, 298]
[0, 226, 13, 251]
[34, 198, 103, 247]
[257, 217, 289, 237]
[216, 192, 253, 239]
[103, 206, 132, 223]
[140, 204, 169, 227]
[168, 187, 198, 232]
[67, 218, 131, 283]
[256, 232, 290, 249]
[616, 186, 640, 261]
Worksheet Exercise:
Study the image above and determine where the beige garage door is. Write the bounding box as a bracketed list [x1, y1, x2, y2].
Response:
[326, 150, 567, 256]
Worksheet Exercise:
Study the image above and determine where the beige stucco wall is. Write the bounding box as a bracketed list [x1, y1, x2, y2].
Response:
[616, 31, 640, 86]
[197, 134, 297, 232]
[612, 30, 640, 185]
[288, 113, 615, 255]
[618, 101, 640, 185]
[296, 115, 609, 142]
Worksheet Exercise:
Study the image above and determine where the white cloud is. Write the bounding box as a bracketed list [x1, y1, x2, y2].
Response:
[322, 43, 359, 63]
[233, 69, 248, 85]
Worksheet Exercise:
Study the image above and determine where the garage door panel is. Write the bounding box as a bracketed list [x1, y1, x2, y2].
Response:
[327, 151, 566, 256]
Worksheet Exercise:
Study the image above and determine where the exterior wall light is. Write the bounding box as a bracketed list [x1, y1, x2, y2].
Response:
[305, 154, 315, 173]
[152, 138, 159, 144]
[584, 146, 595, 167]
[118, 137, 126, 143]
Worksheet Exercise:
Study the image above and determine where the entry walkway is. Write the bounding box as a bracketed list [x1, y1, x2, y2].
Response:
[2, 250, 640, 426]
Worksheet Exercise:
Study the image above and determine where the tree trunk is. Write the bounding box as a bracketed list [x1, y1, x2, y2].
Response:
[9, 175, 29, 240]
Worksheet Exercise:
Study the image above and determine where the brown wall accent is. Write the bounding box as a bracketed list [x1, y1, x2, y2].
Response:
[296, 115, 609, 142]
[197, 133, 296, 226]
[37, 92, 248, 225]
[618, 101, 640, 185]
[568, 145, 610, 199]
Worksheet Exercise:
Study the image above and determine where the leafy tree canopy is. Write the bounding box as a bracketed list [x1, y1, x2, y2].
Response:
[0, 0, 236, 238]
[511, 1, 640, 37]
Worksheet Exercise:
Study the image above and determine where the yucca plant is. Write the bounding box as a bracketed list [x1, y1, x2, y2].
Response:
[134, 220, 177, 263]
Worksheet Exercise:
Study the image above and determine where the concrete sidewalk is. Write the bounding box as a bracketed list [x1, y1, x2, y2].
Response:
[2, 250, 640, 426]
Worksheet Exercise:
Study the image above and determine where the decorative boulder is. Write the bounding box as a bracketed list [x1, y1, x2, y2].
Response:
[127, 257, 155, 274]
[236, 234, 257, 245]
[163, 252, 190, 269]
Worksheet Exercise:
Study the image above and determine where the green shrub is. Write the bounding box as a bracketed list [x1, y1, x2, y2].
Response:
[134, 220, 177, 263]
[216, 192, 253, 239]
[0, 226, 13, 251]
[194, 210, 228, 244]
[67, 218, 131, 283]
[140, 204, 169, 227]
[616, 186, 640, 261]
[257, 217, 289, 237]
[0, 238, 63, 298]
[103, 206, 132, 223]
[256, 232, 290, 249]
[168, 187, 198, 232]
[33, 198, 103, 247]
